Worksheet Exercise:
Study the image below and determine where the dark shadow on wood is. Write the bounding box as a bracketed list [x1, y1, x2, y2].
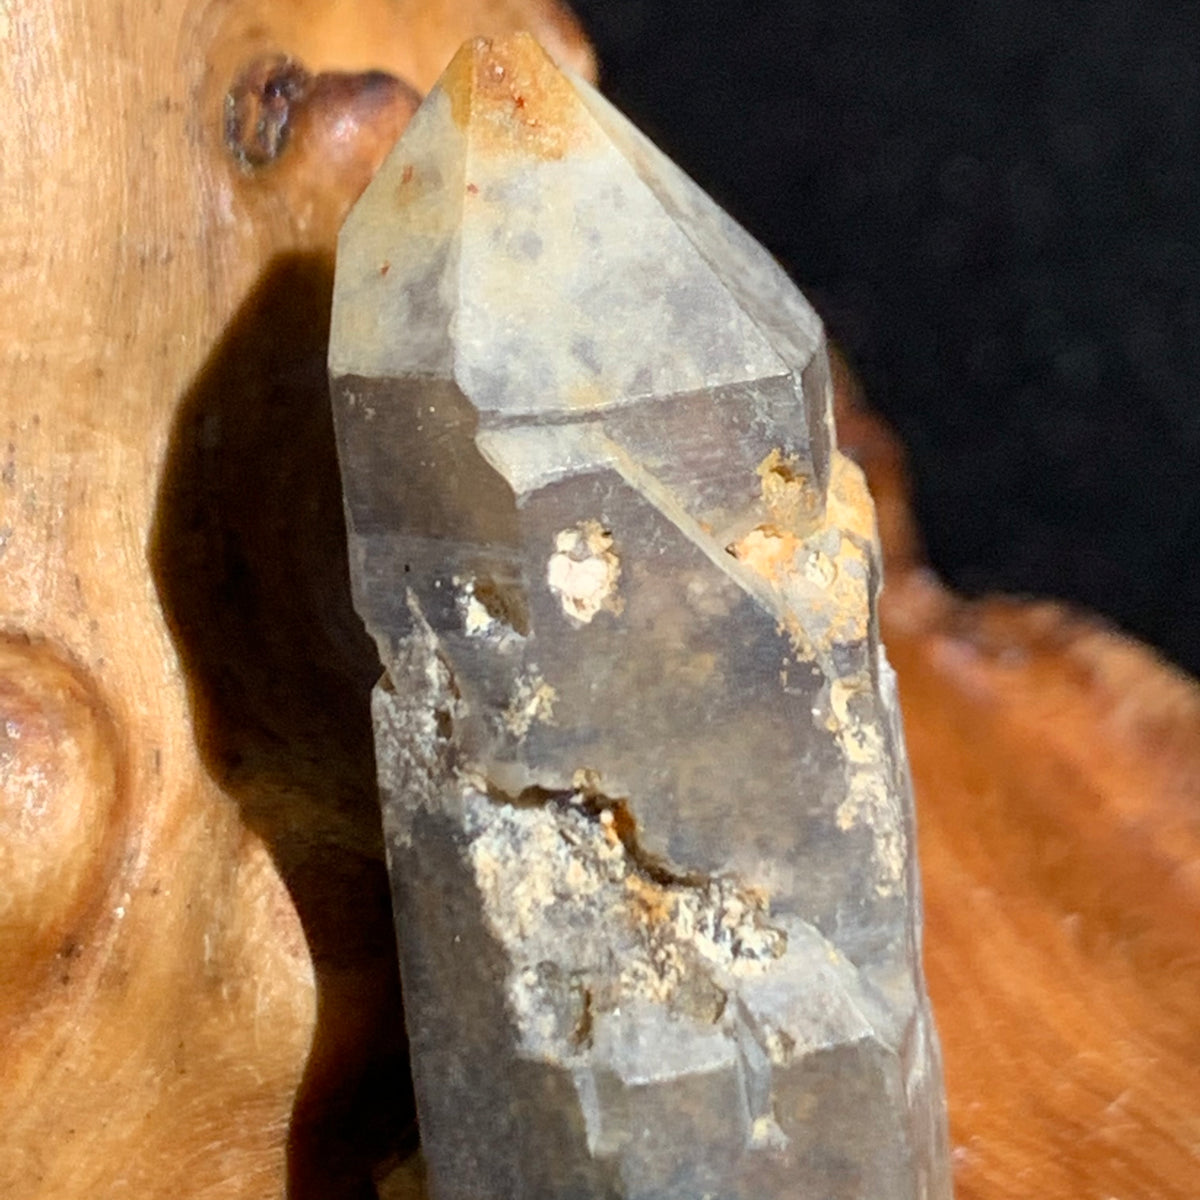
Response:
[150, 252, 415, 1198]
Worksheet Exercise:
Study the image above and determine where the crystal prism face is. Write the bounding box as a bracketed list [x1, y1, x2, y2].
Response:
[330, 33, 950, 1200]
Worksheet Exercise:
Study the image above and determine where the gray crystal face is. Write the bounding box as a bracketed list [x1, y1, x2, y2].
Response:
[329, 33, 950, 1200]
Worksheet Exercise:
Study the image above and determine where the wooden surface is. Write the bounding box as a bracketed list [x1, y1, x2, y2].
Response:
[0, 4, 591, 1198]
[0, 2, 1197, 1196]
[836, 363, 1200, 1199]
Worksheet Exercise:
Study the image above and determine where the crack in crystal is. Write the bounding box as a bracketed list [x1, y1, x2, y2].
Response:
[471, 775, 710, 892]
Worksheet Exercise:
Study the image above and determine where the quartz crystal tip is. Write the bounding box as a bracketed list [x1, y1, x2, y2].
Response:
[330, 32, 951, 1200]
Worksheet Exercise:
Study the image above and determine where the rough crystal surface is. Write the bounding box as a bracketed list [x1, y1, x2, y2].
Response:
[330, 33, 950, 1200]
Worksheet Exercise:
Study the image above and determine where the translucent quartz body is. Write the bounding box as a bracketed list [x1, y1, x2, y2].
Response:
[329, 33, 950, 1200]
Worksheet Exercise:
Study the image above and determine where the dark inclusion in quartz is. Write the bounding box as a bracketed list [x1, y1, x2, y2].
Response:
[329, 32, 950, 1200]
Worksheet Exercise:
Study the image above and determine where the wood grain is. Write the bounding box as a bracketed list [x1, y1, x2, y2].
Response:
[836, 362, 1200, 1199]
[0, 3, 591, 1197]
[1, 2, 1196, 1196]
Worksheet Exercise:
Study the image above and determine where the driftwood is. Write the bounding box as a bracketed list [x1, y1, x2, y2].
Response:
[0, 1, 1196, 1196]
[837, 359, 1200, 1199]
[0, 3, 590, 1197]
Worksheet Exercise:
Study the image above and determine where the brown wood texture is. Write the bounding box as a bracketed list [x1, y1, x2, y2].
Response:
[0, 2, 1196, 1196]
[0, 4, 591, 1198]
[835, 361, 1200, 1199]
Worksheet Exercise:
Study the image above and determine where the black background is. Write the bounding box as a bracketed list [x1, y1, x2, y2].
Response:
[570, 0, 1200, 677]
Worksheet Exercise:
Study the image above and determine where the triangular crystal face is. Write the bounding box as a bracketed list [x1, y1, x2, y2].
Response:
[332, 34, 831, 530]
[330, 33, 949, 1200]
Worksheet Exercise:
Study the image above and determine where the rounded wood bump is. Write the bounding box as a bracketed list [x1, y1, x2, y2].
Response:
[0, 635, 125, 1001]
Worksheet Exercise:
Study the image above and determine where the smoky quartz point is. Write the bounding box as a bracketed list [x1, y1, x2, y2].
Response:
[329, 33, 950, 1200]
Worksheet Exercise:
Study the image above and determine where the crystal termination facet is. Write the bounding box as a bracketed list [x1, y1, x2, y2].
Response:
[329, 32, 951, 1200]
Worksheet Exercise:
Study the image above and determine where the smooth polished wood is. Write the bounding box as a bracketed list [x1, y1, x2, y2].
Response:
[1, 2, 1196, 1195]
